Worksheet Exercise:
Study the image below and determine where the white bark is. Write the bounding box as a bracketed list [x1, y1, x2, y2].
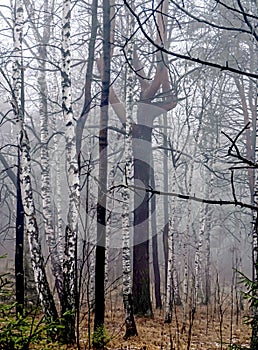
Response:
[194, 163, 213, 305]
[165, 171, 177, 323]
[13, 0, 58, 322]
[61, 0, 80, 335]
[20, 131, 58, 321]
[194, 195, 207, 305]
[38, 0, 62, 297]
[182, 118, 202, 328]
[121, 8, 137, 337]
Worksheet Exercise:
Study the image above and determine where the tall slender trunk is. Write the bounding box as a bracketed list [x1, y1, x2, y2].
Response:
[76, 0, 98, 157]
[13, 0, 25, 317]
[121, 16, 138, 336]
[164, 171, 177, 323]
[38, 1, 62, 297]
[150, 155, 162, 309]
[182, 115, 202, 331]
[93, 2, 111, 345]
[13, 0, 58, 327]
[60, 0, 80, 343]
[163, 113, 169, 286]
[15, 151, 24, 315]
[20, 131, 59, 325]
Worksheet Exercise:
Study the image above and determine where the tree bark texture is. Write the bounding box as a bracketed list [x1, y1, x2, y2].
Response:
[13, 0, 58, 327]
[132, 122, 153, 316]
[38, 0, 62, 298]
[15, 151, 24, 316]
[121, 14, 138, 336]
[61, 0, 80, 343]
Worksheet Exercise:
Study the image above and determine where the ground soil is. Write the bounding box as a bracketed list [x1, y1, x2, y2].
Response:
[75, 303, 251, 350]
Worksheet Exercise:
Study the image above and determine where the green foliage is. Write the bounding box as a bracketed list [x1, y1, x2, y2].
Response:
[0, 256, 62, 350]
[92, 325, 110, 349]
[237, 269, 258, 325]
[228, 345, 249, 350]
[0, 302, 63, 350]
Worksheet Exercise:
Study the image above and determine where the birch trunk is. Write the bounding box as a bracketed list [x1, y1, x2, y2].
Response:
[15, 150, 24, 316]
[13, 2, 25, 311]
[13, 0, 58, 327]
[20, 131, 59, 325]
[194, 193, 208, 305]
[38, 0, 62, 297]
[60, 0, 80, 343]
[164, 171, 177, 323]
[121, 11, 138, 336]
[182, 116, 202, 331]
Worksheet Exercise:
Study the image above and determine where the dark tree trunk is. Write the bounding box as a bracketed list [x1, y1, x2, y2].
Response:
[163, 114, 169, 285]
[132, 123, 153, 316]
[150, 158, 162, 309]
[76, 0, 98, 157]
[250, 215, 258, 349]
[93, 1, 111, 347]
[15, 150, 24, 316]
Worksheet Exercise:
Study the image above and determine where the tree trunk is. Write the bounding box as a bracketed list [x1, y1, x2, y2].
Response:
[132, 121, 153, 316]
[13, 0, 58, 330]
[38, 2, 62, 297]
[15, 150, 24, 316]
[20, 131, 59, 327]
[60, 0, 80, 343]
[163, 113, 169, 287]
[150, 156, 162, 309]
[121, 19, 138, 336]
[76, 0, 98, 157]
[93, 2, 111, 347]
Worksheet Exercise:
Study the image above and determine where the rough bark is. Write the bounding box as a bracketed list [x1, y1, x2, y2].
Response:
[38, 0, 62, 298]
[15, 150, 24, 316]
[182, 113, 202, 331]
[13, 1, 25, 317]
[164, 171, 176, 323]
[20, 130, 59, 325]
[121, 16, 138, 336]
[13, 0, 58, 327]
[60, 0, 80, 343]
[132, 122, 153, 316]
[132, 0, 177, 316]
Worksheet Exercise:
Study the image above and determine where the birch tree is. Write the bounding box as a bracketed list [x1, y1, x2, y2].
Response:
[164, 171, 177, 323]
[121, 6, 138, 337]
[13, 0, 58, 328]
[23, 0, 63, 302]
[60, 0, 80, 343]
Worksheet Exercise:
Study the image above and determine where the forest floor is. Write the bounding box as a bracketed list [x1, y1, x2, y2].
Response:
[75, 302, 251, 350]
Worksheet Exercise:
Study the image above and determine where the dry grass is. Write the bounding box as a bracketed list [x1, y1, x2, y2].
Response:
[101, 304, 251, 350]
[24, 301, 252, 349]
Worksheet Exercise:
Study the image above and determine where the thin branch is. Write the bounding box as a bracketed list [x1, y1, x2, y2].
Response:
[109, 183, 256, 211]
[123, 0, 258, 79]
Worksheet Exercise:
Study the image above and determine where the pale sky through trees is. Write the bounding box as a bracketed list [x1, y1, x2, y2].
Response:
[0, 0, 257, 348]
